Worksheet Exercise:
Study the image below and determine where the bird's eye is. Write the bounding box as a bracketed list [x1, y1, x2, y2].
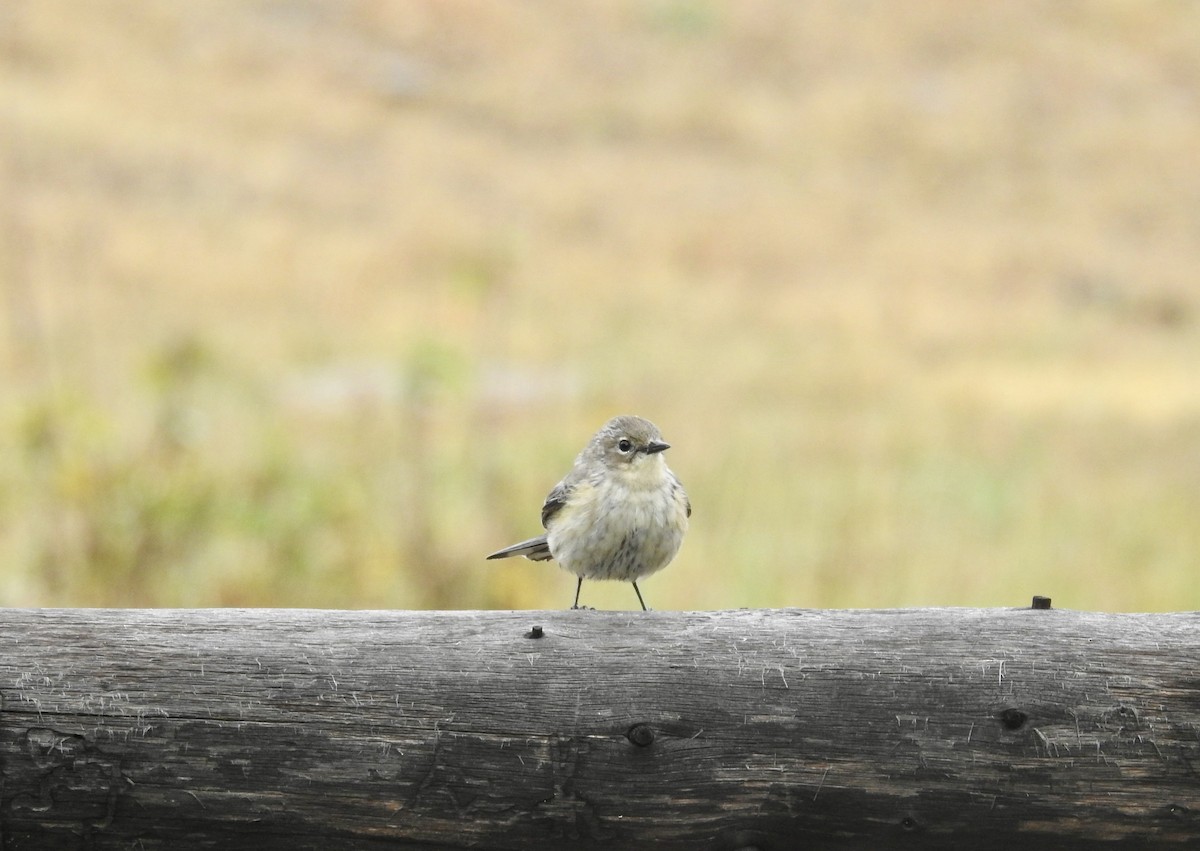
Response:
[618, 438, 632, 452]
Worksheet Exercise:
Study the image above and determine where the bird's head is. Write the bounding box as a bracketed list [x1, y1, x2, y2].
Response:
[588, 415, 671, 477]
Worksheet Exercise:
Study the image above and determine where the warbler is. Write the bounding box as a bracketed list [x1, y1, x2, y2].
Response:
[487, 415, 691, 611]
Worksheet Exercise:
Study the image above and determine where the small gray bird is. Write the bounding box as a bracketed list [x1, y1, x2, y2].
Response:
[487, 415, 691, 611]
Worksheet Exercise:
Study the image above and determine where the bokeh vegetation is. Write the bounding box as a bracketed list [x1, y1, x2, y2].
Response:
[2, 1, 1198, 611]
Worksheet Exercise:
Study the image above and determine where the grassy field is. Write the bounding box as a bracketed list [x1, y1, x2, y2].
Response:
[2, 0, 1198, 612]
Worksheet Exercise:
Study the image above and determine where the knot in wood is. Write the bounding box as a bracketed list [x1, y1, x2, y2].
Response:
[998, 708, 1028, 730]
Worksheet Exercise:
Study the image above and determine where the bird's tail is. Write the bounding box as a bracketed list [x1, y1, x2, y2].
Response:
[486, 535, 553, 562]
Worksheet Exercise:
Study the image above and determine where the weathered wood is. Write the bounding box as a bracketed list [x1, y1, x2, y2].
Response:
[1, 607, 1198, 849]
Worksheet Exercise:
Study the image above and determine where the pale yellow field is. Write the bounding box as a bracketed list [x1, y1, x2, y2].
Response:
[2, 1, 1198, 612]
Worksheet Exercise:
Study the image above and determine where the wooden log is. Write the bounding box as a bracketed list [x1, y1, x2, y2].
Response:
[1, 606, 1198, 849]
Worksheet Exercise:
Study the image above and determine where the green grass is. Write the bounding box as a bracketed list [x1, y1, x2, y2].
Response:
[1, 0, 1198, 611]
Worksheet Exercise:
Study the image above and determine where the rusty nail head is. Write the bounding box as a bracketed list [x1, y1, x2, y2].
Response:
[627, 724, 655, 747]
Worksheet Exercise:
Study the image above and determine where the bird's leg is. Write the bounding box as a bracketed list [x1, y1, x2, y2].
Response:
[632, 581, 648, 612]
[570, 576, 584, 610]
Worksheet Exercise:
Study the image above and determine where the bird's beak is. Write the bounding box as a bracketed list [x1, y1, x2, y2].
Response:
[645, 440, 670, 454]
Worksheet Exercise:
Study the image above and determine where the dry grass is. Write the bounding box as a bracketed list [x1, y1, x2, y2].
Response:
[2, 0, 1198, 611]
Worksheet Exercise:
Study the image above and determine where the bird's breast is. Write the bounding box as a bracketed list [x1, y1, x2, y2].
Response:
[546, 473, 688, 581]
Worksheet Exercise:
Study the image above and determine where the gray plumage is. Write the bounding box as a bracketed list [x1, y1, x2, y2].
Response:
[487, 415, 691, 610]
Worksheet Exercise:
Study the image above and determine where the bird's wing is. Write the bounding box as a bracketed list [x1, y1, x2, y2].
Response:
[671, 471, 691, 518]
[540, 476, 573, 528]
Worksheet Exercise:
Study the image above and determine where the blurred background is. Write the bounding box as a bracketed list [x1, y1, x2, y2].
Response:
[1, 0, 1197, 612]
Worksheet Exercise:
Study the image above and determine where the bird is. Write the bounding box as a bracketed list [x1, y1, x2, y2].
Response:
[487, 415, 691, 611]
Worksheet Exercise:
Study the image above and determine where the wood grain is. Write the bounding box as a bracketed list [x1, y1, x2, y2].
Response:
[1, 607, 1198, 849]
